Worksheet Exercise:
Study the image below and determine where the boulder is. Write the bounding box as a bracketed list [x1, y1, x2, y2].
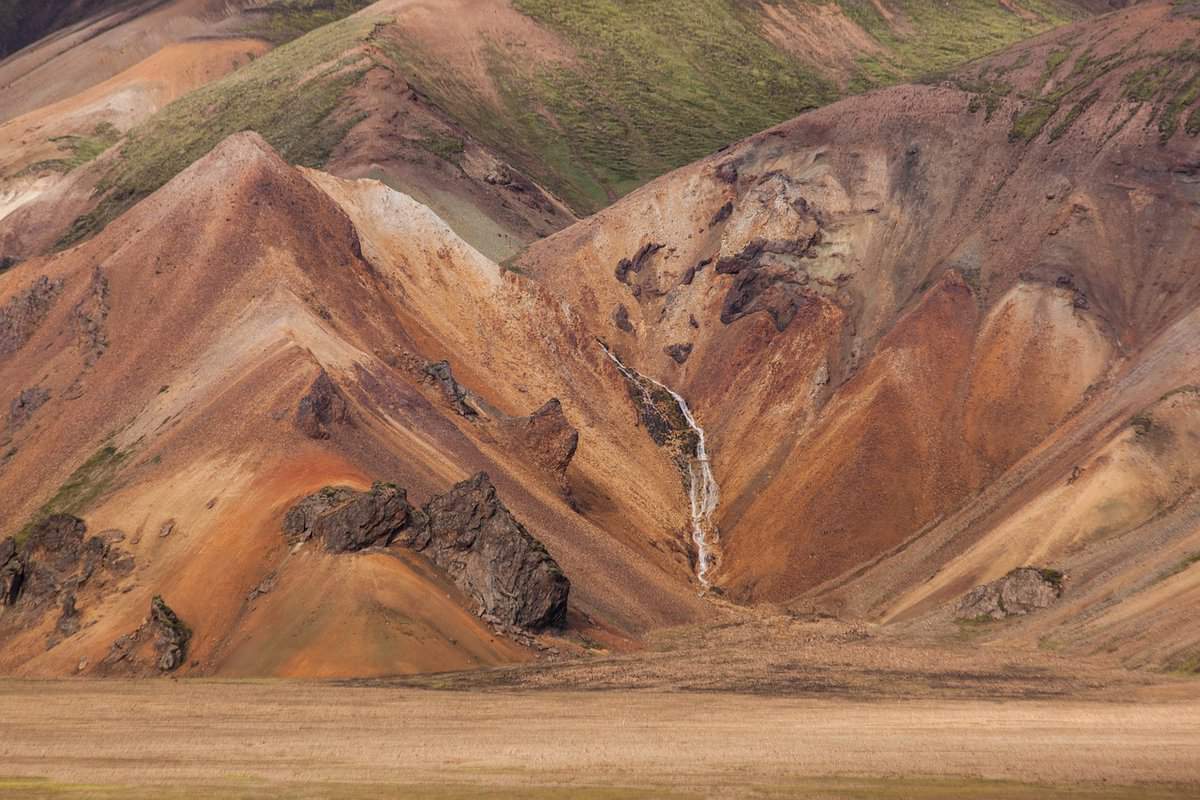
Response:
[286, 483, 412, 553]
[416, 473, 569, 630]
[149, 596, 191, 672]
[956, 567, 1064, 621]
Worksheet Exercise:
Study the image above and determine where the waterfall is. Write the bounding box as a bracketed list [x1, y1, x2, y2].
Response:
[600, 343, 720, 587]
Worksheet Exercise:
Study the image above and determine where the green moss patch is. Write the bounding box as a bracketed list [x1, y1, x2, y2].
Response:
[13, 445, 128, 546]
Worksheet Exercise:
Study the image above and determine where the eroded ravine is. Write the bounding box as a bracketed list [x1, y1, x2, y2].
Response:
[600, 342, 720, 588]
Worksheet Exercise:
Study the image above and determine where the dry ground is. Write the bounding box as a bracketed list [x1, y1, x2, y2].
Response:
[0, 678, 1198, 799]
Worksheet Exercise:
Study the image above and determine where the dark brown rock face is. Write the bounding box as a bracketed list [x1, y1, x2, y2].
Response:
[415, 473, 569, 631]
[0, 515, 134, 648]
[0, 275, 61, 359]
[614, 242, 663, 285]
[956, 567, 1064, 621]
[149, 596, 191, 672]
[295, 369, 351, 439]
[283, 474, 569, 631]
[613, 303, 633, 333]
[500, 399, 578, 478]
[664, 343, 693, 364]
[0, 537, 22, 606]
[283, 483, 411, 552]
[8, 386, 49, 429]
[102, 595, 192, 673]
[423, 360, 477, 417]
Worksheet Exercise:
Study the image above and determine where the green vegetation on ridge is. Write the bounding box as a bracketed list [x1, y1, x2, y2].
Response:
[57, 15, 376, 249]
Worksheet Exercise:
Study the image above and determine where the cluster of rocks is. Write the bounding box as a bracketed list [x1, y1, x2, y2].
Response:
[0, 515, 133, 648]
[956, 567, 1065, 621]
[285, 472, 569, 631]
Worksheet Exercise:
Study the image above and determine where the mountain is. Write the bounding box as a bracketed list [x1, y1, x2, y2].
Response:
[2, 0, 1198, 681]
[1, 0, 1105, 267]
[514, 0, 1200, 668]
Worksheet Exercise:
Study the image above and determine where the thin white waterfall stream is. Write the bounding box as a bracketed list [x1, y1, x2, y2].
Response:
[600, 343, 720, 587]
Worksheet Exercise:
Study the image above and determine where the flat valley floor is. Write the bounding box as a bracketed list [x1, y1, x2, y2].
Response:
[2, 614, 1199, 799]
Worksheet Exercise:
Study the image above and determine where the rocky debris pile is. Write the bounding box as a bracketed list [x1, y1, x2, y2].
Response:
[956, 567, 1065, 621]
[0, 515, 134, 648]
[423, 360, 478, 417]
[497, 399, 578, 501]
[295, 369, 352, 439]
[284, 473, 569, 631]
[103, 595, 192, 673]
[71, 266, 110, 365]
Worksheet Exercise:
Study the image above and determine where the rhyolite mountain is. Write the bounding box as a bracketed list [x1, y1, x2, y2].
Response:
[2, 0, 1199, 678]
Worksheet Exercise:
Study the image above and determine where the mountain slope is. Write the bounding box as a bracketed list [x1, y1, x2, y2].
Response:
[514, 0, 1200, 669]
[0, 131, 709, 677]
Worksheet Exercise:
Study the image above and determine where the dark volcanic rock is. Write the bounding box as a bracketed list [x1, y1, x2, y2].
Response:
[282, 486, 359, 545]
[614, 242, 663, 284]
[416, 473, 569, 630]
[282, 474, 570, 631]
[500, 399, 578, 477]
[296, 369, 352, 439]
[286, 483, 412, 552]
[0, 537, 22, 606]
[613, 303, 633, 333]
[0, 275, 62, 359]
[423, 360, 477, 417]
[956, 567, 1064, 621]
[8, 386, 49, 429]
[1, 516, 134, 650]
[149, 596, 191, 672]
[664, 343, 693, 364]
[709, 201, 734, 226]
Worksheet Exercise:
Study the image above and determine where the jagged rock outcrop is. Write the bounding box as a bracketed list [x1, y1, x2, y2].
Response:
[149, 596, 191, 671]
[8, 386, 49, 430]
[416, 473, 569, 631]
[956, 567, 1065, 621]
[423, 360, 477, 417]
[295, 369, 352, 439]
[102, 596, 192, 673]
[0, 515, 133, 625]
[498, 399, 579, 496]
[664, 343, 693, 364]
[0, 275, 61, 358]
[289, 482, 412, 553]
[283, 473, 569, 630]
[614, 242, 663, 285]
[0, 537, 22, 606]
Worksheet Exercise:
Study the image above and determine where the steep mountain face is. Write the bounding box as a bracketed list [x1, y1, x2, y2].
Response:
[515, 0, 1200, 667]
[2, 0, 1105, 266]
